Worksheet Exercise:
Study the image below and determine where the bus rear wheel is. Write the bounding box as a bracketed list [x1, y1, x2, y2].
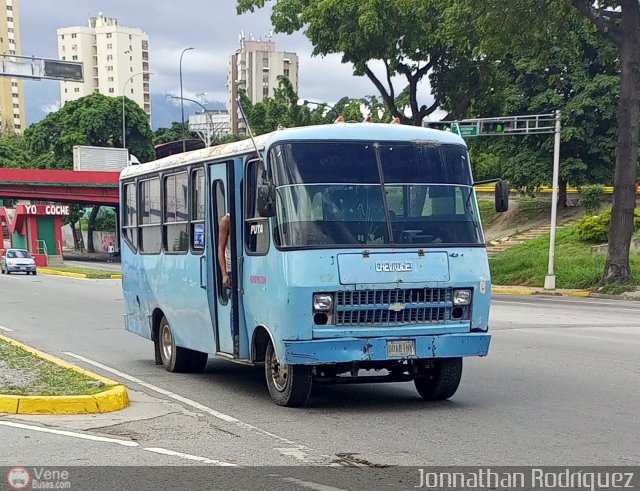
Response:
[158, 316, 192, 373]
[414, 357, 463, 401]
[265, 340, 312, 407]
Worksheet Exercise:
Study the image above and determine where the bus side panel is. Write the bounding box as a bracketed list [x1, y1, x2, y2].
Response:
[122, 250, 216, 354]
[241, 245, 294, 362]
[121, 244, 151, 339]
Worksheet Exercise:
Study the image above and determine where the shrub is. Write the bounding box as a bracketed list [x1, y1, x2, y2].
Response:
[580, 185, 605, 215]
[577, 208, 640, 242]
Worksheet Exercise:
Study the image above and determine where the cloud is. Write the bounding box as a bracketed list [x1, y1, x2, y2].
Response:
[40, 101, 61, 114]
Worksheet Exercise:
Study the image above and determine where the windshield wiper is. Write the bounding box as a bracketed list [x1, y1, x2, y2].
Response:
[373, 143, 394, 244]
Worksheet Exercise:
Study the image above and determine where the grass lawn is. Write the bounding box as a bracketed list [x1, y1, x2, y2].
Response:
[489, 225, 640, 293]
[477, 199, 500, 228]
[42, 266, 118, 279]
[509, 197, 551, 227]
[0, 339, 109, 396]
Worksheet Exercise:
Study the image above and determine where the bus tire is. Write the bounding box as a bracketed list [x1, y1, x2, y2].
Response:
[414, 357, 463, 401]
[265, 340, 312, 407]
[158, 316, 191, 373]
[188, 351, 208, 373]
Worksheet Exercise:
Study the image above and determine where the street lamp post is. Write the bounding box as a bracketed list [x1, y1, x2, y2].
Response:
[297, 99, 336, 123]
[167, 94, 217, 147]
[179, 47, 195, 152]
[297, 99, 334, 110]
[122, 71, 149, 149]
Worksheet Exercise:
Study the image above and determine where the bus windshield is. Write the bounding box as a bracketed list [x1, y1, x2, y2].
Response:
[269, 141, 483, 248]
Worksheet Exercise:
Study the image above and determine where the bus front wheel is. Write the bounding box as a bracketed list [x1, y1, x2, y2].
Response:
[158, 316, 192, 373]
[414, 357, 463, 401]
[265, 340, 312, 407]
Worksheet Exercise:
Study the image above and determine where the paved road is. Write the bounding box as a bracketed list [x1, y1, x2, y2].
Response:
[0, 273, 638, 476]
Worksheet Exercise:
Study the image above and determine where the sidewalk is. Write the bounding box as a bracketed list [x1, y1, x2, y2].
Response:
[492, 285, 590, 297]
[493, 284, 640, 301]
[61, 251, 121, 272]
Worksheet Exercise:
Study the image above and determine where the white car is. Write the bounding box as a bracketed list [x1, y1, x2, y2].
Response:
[1, 248, 37, 275]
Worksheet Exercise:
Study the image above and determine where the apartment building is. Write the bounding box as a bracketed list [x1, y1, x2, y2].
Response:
[57, 14, 151, 116]
[0, 0, 25, 133]
[228, 34, 298, 132]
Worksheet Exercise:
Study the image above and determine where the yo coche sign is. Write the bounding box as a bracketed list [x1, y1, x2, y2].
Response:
[24, 204, 70, 216]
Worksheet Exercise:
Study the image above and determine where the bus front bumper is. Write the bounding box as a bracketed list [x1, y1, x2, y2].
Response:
[283, 332, 491, 365]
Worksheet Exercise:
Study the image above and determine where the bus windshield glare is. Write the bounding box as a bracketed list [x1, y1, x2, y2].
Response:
[269, 141, 483, 248]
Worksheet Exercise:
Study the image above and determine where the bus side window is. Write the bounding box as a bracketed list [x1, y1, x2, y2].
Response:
[245, 159, 270, 255]
[123, 182, 138, 251]
[191, 168, 205, 252]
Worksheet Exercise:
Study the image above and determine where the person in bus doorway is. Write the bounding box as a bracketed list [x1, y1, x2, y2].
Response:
[218, 213, 234, 337]
[218, 213, 232, 290]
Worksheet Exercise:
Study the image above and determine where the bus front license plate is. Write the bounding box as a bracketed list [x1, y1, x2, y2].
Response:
[387, 340, 416, 357]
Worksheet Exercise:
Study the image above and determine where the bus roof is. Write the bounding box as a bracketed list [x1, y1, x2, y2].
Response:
[120, 123, 466, 180]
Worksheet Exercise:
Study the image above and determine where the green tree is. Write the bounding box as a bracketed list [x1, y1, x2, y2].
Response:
[467, 13, 619, 204]
[25, 93, 155, 167]
[237, 0, 493, 125]
[153, 122, 199, 145]
[0, 135, 32, 168]
[62, 205, 84, 251]
[478, 0, 639, 285]
[240, 76, 395, 133]
[24, 93, 154, 252]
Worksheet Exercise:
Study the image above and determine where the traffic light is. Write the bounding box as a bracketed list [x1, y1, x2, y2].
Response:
[480, 121, 510, 134]
[425, 122, 453, 132]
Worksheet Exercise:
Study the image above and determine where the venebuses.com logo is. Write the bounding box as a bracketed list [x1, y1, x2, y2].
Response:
[5, 467, 71, 489]
[6, 467, 30, 490]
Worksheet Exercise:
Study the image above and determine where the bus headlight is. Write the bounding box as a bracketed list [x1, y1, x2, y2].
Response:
[453, 289, 472, 305]
[313, 294, 333, 311]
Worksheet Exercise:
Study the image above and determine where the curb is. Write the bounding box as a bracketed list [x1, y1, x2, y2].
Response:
[38, 268, 86, 278]
[492, 286, 591, 297]
[38, 269, 122, 280]
[0, 334, 129, 415]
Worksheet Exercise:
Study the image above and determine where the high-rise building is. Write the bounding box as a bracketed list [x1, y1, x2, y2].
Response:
[0, 0, 26, 134]
[57, 14, 151, 117]
[228, 34, 298, 133]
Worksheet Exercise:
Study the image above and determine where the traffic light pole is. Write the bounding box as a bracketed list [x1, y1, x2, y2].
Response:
[544, 110, 562, 290]
[425, 112, 561, 290]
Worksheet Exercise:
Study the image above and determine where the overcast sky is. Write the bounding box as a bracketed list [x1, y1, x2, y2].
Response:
[20, 0, 429, 127]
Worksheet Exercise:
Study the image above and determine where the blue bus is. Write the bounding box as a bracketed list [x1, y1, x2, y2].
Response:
[119, 121, 508, 406]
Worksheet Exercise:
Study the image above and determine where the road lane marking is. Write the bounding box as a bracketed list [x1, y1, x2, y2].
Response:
[144, 447, 237, 466]
[0, 325, 14, 332]
[279, 476, 351, 491]
[64, 352, 320, 463]
[0, 421, 138, 447]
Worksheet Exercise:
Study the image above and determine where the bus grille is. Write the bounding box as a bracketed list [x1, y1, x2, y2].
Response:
[334, 288, 452, 326]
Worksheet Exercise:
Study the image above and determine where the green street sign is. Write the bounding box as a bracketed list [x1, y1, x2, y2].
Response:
[457, 125, 478, 137]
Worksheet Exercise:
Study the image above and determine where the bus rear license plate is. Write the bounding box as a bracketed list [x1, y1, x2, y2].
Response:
[387, 340, 416, 357]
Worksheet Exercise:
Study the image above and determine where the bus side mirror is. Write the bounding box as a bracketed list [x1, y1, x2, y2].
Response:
[257, 180, 276, 217]
[495, 180, 509, 212]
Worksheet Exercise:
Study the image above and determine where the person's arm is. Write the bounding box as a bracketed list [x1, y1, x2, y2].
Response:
[218, 214, 230, 288]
